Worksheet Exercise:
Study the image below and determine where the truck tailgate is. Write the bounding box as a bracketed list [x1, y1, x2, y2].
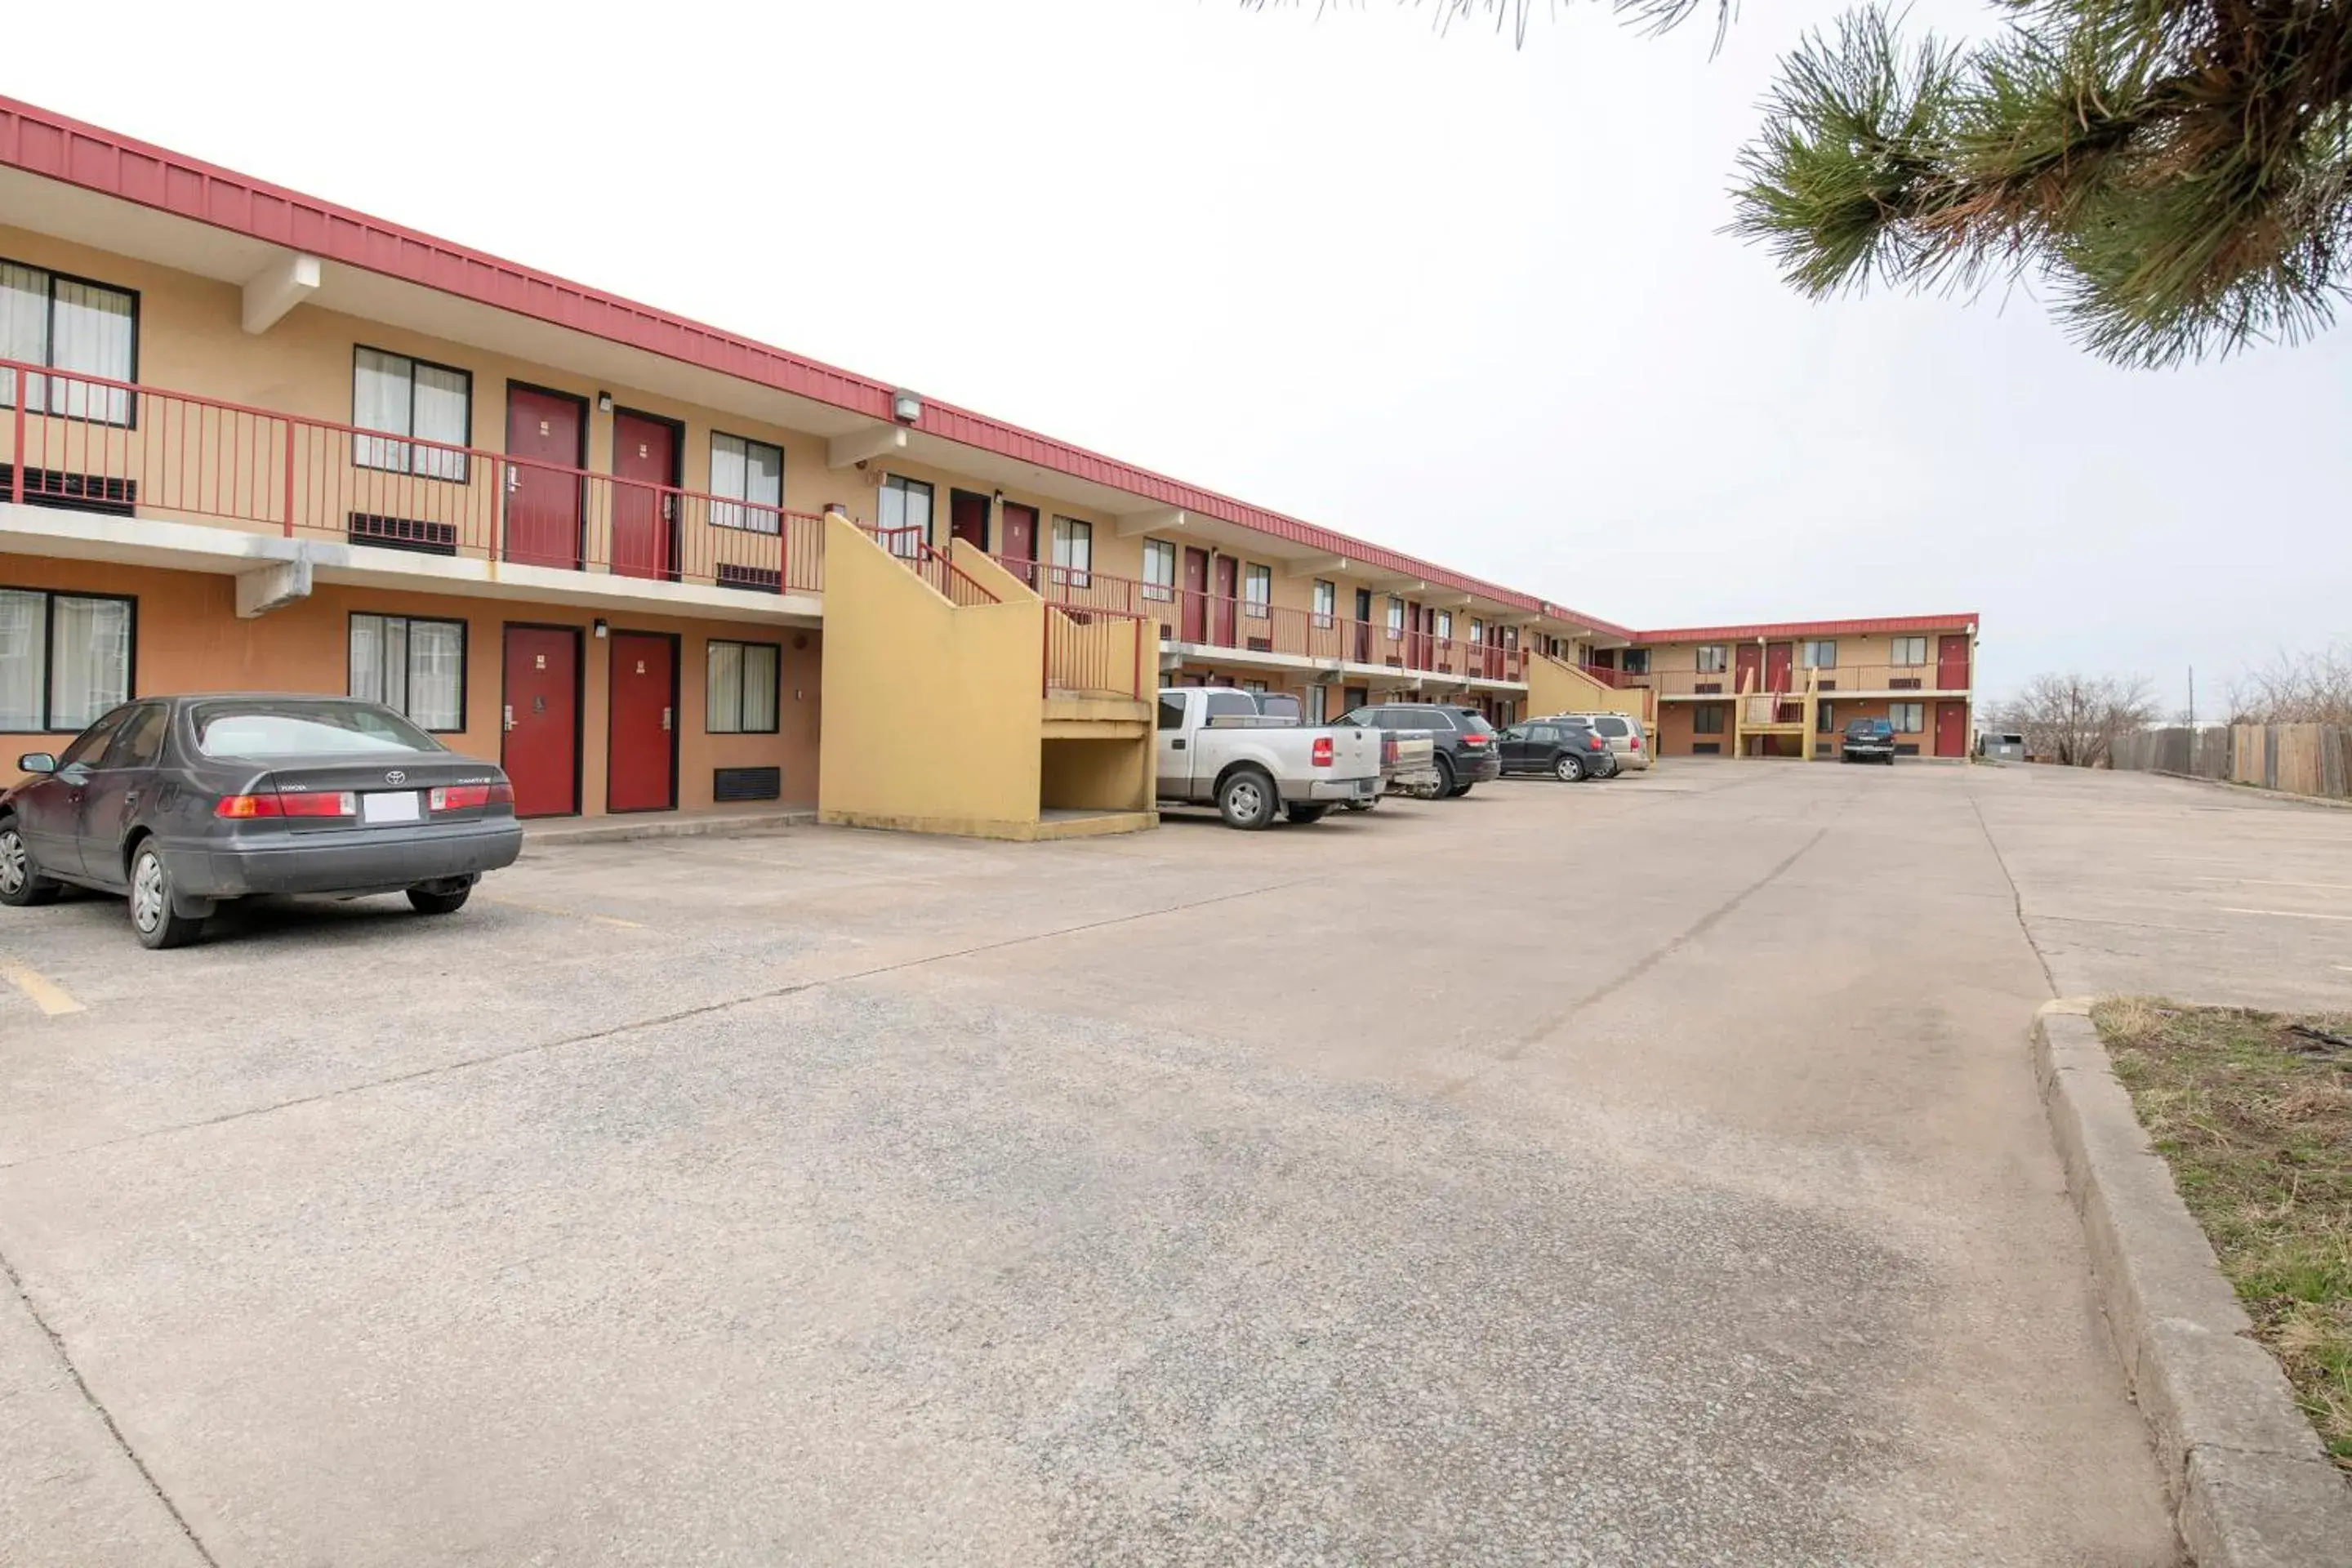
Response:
[1328, 726, 1382, 780]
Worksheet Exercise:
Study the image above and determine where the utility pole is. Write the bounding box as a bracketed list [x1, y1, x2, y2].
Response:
[2187, 665, 2196, 728]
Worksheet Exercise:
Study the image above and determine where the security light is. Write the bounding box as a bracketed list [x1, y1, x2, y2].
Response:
[892, 389, 921, 424]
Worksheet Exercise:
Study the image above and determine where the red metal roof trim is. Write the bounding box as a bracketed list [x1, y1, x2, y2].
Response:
[0, 93, 1587, 615]
[1632, 612, 1980, 644]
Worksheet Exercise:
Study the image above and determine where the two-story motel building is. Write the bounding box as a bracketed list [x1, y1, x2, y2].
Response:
[0, 97, 1978, 840]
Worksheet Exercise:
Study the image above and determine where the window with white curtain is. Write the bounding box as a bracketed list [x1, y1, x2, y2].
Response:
[1890, 702, 1925, 733]
[1, 261, 136, 425]
[0, 589, 133, 731]
[1312, 580, 1335, 629]
[1050, 517, 1093, 589]
[1434, 610, 1453, 640]
[1696, 644, 1729, 673]
[1800, 639, 1838, 670]
[353, 348, 471, 481]
[706, 641, 780, 733]
[710, 433, 784, 532]
[1142, 539, 1176, 602]
[1243, 564, 1271, 619]
[1386, 596, 1405, 636]
[349, 613, 466, 731]
[878, 475, 932, 558]
[1891, 635, 1928, 666]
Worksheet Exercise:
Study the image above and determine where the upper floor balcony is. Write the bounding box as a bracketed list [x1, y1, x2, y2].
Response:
[1, 359, 827, 617]
[986, 554, 1528, 688]
[1638, 665, 1971, 699]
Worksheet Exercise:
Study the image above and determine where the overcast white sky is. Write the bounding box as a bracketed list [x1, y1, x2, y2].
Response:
[10, 0, 2347, 704]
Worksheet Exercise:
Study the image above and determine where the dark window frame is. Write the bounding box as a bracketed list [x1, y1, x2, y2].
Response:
[1692, 703, 1726, 735]
[0, 256, 141, 429]
[708, 430, 786, 533]
[706, 639, 782, 735]
[345, 610, 470, 733]
[350, 345, 474, 483]
[0, 585, 138, 733]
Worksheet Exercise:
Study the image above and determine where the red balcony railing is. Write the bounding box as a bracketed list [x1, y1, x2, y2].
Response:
[2, 359, 826, 595]
[1044, 604, 1151, 702]
[987, 555, 1527, 684]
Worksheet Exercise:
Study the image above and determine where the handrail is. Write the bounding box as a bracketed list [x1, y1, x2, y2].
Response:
[2, 357, 826, 595]
[984, 551, 1526, 683]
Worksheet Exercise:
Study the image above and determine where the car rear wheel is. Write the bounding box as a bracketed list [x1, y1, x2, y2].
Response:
[128, 843, 204, 950]
[1553, 753, 1584, 783]
[407, 878, 474, 915]
[0, 820, 60, 907]
[1432, 755, 1457, 799]
[1218, 768, 1277, 831]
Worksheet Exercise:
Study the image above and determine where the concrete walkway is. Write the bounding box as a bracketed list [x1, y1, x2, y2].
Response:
[5, 760, 2344, 1563]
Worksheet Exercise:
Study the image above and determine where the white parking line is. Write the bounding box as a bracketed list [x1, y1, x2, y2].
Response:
[2197, 877, 2352, 893]
[1, 961, 86, 1016]
[2217, 906, 2352, 923]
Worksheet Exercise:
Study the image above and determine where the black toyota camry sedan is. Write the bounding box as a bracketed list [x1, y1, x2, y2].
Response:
[0, 696, 523, 948]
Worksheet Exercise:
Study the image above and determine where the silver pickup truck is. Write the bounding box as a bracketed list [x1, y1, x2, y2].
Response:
[1155, 688, 1381, 828]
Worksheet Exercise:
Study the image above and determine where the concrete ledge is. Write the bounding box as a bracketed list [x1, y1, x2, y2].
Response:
[2145, 769, 2352, 813]
[817, 808, 1152, 842]
[2033, 1004, 2352, 1566]
[524, 808, 814, 847]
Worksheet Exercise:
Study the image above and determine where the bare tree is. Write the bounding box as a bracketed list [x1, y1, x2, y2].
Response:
[1989, 674, 2158, 768]
[2227, 646, 2352, 728]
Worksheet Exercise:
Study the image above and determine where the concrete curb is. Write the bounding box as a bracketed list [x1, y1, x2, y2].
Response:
[2145, 770, 2352, 812]
[2033, 1002, 2352, 1567]
[523, 809, 816, 848]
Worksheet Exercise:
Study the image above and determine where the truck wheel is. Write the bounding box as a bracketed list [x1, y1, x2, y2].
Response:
[1285, 804, 1330, 825]
[1218, 768, 1277, 830]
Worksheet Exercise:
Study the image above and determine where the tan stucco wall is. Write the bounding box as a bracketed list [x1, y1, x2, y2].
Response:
[1040, 737, 1151, 813]
[815, 516, 1045, 836]
[0, 552, 819, 810]
[1526, 655, 1646, 724]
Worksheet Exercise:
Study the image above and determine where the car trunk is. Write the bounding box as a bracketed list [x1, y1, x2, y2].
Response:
[241, 754, 507, 828]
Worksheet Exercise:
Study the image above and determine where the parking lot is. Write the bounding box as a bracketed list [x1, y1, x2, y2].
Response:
[6, 760, 2350, 1565]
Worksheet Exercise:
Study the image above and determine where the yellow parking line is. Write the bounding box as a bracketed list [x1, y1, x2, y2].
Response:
[483, 895, 643, 930]
[1, 962, 86, 1017]
[2218, 906, 2352, 923]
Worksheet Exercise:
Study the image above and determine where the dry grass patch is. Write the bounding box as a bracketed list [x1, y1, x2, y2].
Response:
[2091, 1000, 2352, 1472]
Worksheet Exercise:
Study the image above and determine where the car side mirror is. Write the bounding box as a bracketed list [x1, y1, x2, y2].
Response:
[16, 752, 56, 775]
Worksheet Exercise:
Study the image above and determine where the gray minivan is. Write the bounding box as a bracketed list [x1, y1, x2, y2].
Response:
[1560, 710, 1653, 770]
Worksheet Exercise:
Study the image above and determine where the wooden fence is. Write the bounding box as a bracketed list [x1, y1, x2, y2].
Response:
[2112, 724, 2352, 799]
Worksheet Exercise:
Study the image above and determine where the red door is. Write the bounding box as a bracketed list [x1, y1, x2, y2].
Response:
[1765, 641, 1793, 693]
[1211, 555, 1237, 647]
[1000, 504, 1038, 588]
[610, 411, 677, 581]
[505, 387, 585, 568]
[1735, 643, 1762, 694]
[1936, 633, 1971, 692]
[607, 631, 675, 813]
[949, 491, 989, 555]
[1936, 701, 1967, 758]
[502, 626, 579, 817]
[1181, 548, 1209, 640]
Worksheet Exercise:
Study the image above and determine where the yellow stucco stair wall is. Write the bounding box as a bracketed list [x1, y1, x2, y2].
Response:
[1526, 653, 1652, 727]
[816, 518, 1152, 840]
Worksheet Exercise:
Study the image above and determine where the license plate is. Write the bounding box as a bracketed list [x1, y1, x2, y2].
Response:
[362, 791, 421, 824]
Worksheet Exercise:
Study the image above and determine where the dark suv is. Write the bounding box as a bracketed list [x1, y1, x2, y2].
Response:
[1498, 718, 1618, 782]
[1841, 717, 1896, 764]
[1340, 703, 1502, 798]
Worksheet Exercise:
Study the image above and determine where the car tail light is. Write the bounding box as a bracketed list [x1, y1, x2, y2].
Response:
[1459, 733, 1489, 747]
[430, 782, 515, 812]
[216, 791, 356, 819]
[1311, 736, 1334, 768]
[1380, 735, 1399, 767]
[1629, 733, 1642, 750]
[1588, 734, 1606, 751]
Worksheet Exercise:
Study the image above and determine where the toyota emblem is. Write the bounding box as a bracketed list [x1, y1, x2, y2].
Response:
[385, 769, 408, 786]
